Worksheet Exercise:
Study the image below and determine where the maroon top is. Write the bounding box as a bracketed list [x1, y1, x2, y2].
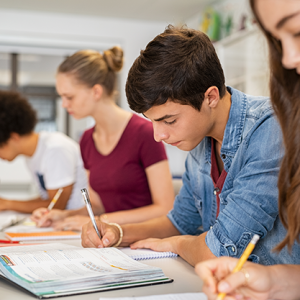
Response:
[80, 114, 168, 213]
[210, 138, 227, 218]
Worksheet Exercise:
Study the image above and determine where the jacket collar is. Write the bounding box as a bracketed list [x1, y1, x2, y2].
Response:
[205, 86, 247, 169]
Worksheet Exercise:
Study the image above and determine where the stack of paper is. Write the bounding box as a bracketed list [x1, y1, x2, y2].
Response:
[0, 243, 172, 298]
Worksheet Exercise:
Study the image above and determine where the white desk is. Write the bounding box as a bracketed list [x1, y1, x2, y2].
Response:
[0, 236, 203, 299]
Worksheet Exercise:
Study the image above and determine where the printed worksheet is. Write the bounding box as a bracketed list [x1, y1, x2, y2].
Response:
[99, 293, 207, 300]
[0, 243, 160, 283]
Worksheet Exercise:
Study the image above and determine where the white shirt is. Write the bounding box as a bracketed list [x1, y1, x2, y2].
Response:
[25, 131, 87, 209]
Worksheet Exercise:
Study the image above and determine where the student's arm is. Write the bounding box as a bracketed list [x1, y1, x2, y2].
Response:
[32, 171, 105, 228]
[99, 160, 174, 224]
[130, 232, 216, 266]
[130, 116, 286, 266]
[81, 215, 180, 248]
[195, 257, 300, 300]
[0, 184, 73, 213]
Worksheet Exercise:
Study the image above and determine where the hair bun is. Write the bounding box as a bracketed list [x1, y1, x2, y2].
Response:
[103, 46, 123, 72]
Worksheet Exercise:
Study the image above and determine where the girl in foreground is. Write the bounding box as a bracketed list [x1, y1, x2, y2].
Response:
[196, 1, 300, 299]
[32, 47, 174, 230]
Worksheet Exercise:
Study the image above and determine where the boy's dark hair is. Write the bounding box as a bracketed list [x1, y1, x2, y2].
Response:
[126, 25, 226, 113]
[0, 90, 37, 146]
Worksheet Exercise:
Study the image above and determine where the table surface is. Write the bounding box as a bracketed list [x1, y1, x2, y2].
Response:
[0, 230, 203, 299]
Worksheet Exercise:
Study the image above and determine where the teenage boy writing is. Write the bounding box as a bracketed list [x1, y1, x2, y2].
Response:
[81, 26, 300, 266]
[0, 91, 87, 213]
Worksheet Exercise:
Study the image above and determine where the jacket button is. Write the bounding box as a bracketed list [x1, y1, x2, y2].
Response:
[232, 247, 235, 252]
[213, 187, 220, 195]
[221, 154, 226, 159]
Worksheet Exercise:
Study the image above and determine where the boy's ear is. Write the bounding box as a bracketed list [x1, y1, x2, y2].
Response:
[10, 132, 21, 142]
[204, 86, 220, 108]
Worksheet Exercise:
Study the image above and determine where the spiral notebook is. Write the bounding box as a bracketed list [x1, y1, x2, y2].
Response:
[5, 231, 81, 241]
[120, 247, 178, 260]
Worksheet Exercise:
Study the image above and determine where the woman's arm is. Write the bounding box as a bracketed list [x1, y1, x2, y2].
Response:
[99, 160, 175, 225]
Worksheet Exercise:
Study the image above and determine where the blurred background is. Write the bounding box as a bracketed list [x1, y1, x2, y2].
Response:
[0, 0, 269, 197]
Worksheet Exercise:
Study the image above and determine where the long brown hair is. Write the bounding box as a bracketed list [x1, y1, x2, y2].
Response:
[250, 0, 300, 250]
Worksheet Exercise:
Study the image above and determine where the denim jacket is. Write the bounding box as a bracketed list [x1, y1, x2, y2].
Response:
[168, 86, 300, 265]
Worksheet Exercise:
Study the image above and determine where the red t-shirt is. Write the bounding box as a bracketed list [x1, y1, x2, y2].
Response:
[80, 114, 168, 213]
[210, 138, 227, 218]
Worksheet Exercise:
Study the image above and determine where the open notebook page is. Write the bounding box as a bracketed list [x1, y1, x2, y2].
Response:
[99, 293, 207, 300]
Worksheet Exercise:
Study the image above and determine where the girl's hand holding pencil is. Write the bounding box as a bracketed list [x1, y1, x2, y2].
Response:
[194, 235, 276, 300]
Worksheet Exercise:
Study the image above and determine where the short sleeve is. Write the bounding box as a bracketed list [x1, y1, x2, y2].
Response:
[138, 122, 167, 169]
[42, 147, 77, 190]
[79, 129, 92, 170]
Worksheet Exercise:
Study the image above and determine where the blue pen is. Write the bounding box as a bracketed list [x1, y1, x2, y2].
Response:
[81, 188, 102, 239]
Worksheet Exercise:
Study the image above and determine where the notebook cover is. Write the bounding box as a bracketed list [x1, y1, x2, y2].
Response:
[0, 272, 174, 299]
[5, 231, 80, 241]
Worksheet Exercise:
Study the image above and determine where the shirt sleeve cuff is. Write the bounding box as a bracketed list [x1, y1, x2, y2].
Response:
[45, 177, 75, 190]
[205, 228, 221, 257]
[167, 211, 191, 235]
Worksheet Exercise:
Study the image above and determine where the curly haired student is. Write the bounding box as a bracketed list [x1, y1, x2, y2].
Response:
[0, 90, 87, 212]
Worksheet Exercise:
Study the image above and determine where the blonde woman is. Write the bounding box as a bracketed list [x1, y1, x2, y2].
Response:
[32, 47, 174, 230]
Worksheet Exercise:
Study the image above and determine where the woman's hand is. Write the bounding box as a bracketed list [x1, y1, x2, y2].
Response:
[195, 257, 273, 300]
[53, 215, 90, 231]
[81, 219, 121, 248]
[31, 208, 68, 227]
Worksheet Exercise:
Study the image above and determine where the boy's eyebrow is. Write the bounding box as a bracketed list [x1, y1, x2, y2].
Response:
[153, 115, 175, 122]
[142, 113, 177, 122]
[276, 11, 300, 29]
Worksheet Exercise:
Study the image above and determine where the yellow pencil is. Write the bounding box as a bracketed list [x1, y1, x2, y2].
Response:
[47, 188, 63, 211]
[216, 234, 260, 300]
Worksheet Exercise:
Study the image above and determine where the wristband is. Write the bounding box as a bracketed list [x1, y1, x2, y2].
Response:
[109, 223, 123, 247]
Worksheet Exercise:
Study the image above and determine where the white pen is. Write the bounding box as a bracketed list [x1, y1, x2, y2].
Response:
[81, 188, 102, 239]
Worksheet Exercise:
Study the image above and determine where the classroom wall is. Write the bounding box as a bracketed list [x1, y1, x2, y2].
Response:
[0, 9, 187, 189]
[184, 0, 269, 98]
[0, 8, 167, 110]
[184, 0, 250, 32]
